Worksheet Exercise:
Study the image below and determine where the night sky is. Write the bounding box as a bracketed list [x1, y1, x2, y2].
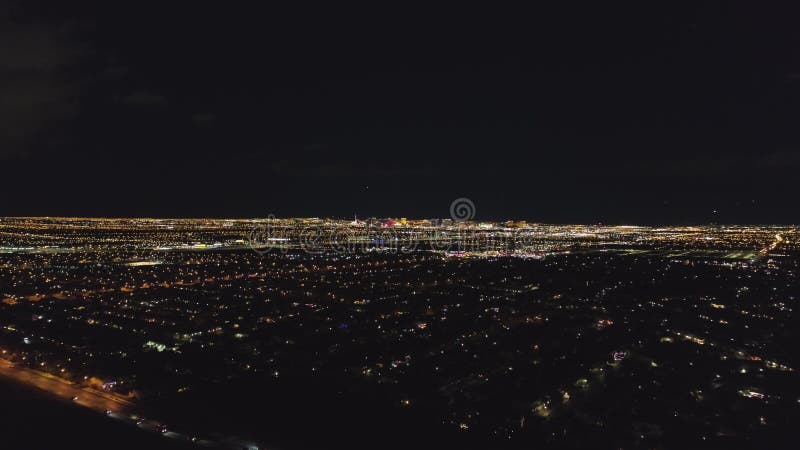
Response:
[2, 2, 798, 223]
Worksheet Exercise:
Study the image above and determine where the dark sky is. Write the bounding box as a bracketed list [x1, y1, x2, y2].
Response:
[1, 2, 798, 223]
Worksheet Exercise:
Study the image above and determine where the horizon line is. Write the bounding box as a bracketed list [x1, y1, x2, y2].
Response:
[1, 216, 798, 228]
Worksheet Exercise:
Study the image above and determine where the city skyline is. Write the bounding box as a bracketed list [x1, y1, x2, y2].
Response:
[0, 217, 797, 448]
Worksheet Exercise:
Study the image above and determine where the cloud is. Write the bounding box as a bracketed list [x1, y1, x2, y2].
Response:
[0, 5, 86, 158]
[268, 160, 436, 178]
[754, 150, 800, 168]
[120, 90, 168, 107]
[191, 112, 216, 123]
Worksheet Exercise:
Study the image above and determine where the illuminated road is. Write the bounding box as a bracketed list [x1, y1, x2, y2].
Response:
[0, 358, 132, 413]
[0, 358, 263, 449]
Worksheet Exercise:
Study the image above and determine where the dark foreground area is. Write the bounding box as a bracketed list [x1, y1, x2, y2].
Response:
[0, 378, 194, 450]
